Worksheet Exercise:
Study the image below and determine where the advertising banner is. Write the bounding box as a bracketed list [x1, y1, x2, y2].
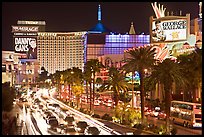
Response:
[14, 37, 37, 59]
[12, 26, 39, 33]
[150, 17, 188, 43]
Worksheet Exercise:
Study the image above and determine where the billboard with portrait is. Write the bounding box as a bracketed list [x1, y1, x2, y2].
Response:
[150, 16, 189, 43]
[13, 37, 37, 59]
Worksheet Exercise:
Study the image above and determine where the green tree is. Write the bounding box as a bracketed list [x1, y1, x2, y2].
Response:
[63, 67, 83, 105]
[84, 59, 104, 111]
[123, 46, 156, 123]
[52, 70, 63, 99]
[83, 67, 92, 111]
[149, 58, 187, 134]
[177, 48, 202, 102]
[100, 67, 131, 107]
[119, 91, 131, 103]
[2, 82, 16, 112]
[72, 84, 84, 108]
[37, 67, 48, 81]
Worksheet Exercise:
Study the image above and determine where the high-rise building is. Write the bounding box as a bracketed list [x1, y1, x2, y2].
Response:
[37, 32, 87, 74]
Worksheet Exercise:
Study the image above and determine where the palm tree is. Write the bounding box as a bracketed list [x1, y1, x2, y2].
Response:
[121, 65, 136, 108]
[149, 58, 187, 134]
[123, 46, 156, 123]
[37, 67, 49, 88]
[63, 67, 83, 105]
[84, 59, 104, 111]
[177, 48, 202, 102]
[63, 69, 74, 102]
[100, 67, 131, 107]
[83, 67, 92, 111]
[52, 70, 63, 99]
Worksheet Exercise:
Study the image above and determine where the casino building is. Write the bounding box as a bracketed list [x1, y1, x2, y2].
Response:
[7, 3, 201, 103]
[37, 32, 87, 74]
[34, 5, 150, 75]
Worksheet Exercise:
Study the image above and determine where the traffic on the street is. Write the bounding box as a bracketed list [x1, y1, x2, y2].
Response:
[13, 87, 202, 135]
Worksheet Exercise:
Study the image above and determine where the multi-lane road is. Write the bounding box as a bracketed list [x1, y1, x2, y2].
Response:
[81, 101, 202, 135]
[15, 89, 202, 135]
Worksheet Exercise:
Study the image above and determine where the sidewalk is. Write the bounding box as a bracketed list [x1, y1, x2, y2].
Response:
[10, 103, 25, 135]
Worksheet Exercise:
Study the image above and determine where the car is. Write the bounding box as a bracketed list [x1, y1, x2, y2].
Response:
[53, 103, 60, 108]
[60, 127, 79, 135]
[38, 104, 44, 109]
[19, 98, 27, 102]
[144, 109, 152, 116]
[56, 124, 67, 133]
[157, 111, 166, 120]
[58, 110, 67, 119]
[44, 112, 53, 119]
[47, 119, 58, 132]
[14, 98, 19, 102]
[33, 98, 41, 104]
[54, 107, 61, 114]
[94, 100, 100, 106]
[104, 99, 112, 107]
[76, 121, 88, 133]
[64, 116, 75, 126]
[46, 116, 57, 123]
[47, 103, 55, 110]
[84, 126, 100, 135]
[31, 104, 37, 110]
[150, 109, 160, 117]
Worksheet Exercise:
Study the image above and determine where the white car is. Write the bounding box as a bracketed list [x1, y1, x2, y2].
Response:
[94, 100, 100, 106]
[150, 110, 160, 117]
[47, 103, 55, 110]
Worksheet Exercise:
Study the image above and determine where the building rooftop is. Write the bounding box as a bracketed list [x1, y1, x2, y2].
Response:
[88, 4, 111, 34]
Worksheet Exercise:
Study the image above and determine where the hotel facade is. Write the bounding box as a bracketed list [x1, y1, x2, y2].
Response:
[37, 32, 87, 74]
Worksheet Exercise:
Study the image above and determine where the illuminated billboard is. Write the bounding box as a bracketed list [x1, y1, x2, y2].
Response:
[12, 26, 39, 33]
[150, 16, 190, 43]
[13, 37, 37, 59]
[125, 71, 140, 84]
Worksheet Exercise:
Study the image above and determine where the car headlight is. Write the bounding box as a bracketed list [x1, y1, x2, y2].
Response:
[75, 127, 81, 131]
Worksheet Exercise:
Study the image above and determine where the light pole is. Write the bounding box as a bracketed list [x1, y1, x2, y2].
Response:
[181, 92, 184, 101]
[70, 70, 74, 107]
[91, 67, 94, 113]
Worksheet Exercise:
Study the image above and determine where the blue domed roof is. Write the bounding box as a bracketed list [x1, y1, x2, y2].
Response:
[89, 22, 111, 33]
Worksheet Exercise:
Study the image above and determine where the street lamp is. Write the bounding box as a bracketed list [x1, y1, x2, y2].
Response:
[181, 92, 184, 101]
[91, 67, 94, 113]
[70, 70, 74, 106]
[144, 69, 148, 74]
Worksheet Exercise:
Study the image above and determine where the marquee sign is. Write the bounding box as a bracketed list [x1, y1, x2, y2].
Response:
[12, 26, 39, 33]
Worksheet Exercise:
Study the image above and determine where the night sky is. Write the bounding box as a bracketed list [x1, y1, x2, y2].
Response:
[2, 2, 199, 51]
